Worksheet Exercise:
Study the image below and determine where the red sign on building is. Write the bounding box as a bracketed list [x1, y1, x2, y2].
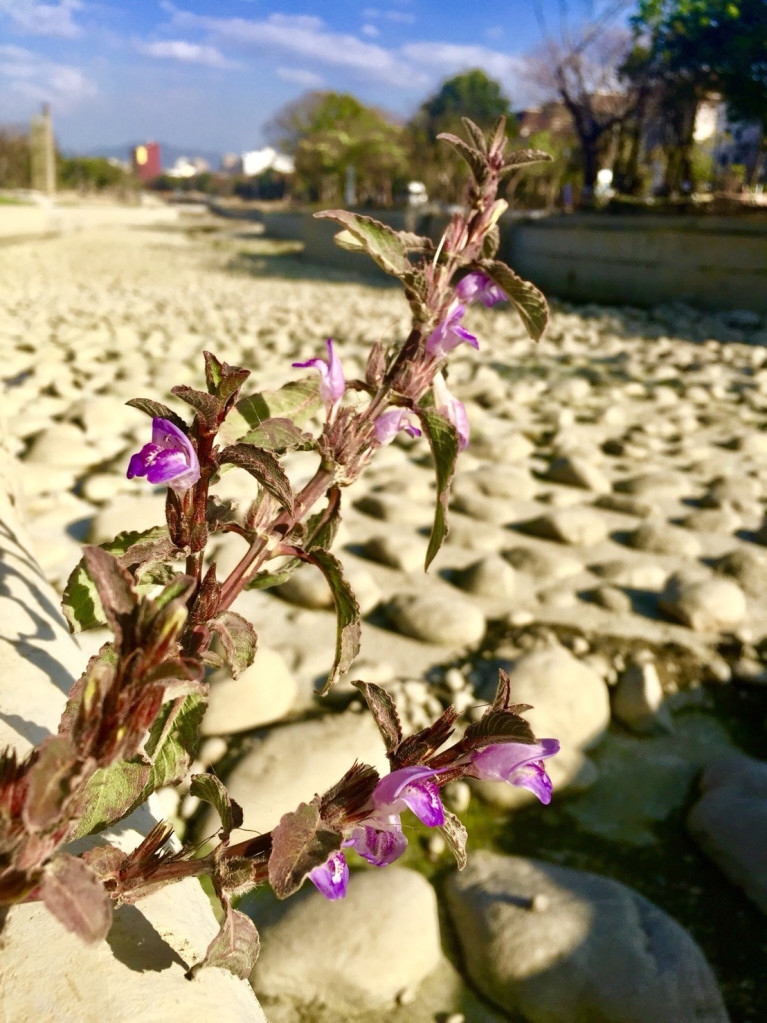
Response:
[132, 141, 162, 181]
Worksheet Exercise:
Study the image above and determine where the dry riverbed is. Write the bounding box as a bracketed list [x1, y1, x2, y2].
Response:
[2, 215, 766, 1022]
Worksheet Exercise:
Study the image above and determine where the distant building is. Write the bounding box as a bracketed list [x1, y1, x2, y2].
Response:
[132, 141, 162, 181]
[221, 152, 242, 173]
[166, 155, 209, 179]
[241, 147, 294, 177]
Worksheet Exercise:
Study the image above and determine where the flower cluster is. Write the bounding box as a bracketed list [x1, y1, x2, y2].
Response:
[309, 738, 559, 899]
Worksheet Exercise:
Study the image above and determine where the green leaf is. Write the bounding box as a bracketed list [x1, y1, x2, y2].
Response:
[461, 116, 489, 153]
[125, 398, 187, 432]
[189, 774, 244, 842]
[314, 209, 412, 277]
[479, 258, 549, 342]
[268, 801, 342, 900]
[203, 351, 250, 403]
[220, 379, 323, 445]
[209, 611, 257, 678]
[436, 132, 487, 183]
[238, 417, 315, 454]
[306, 549, 361, 695]
[73, 693, 205, 837]
[188, 903, 260, 979]
[62, 526, 172, 633]
[502, 148, 553, 170]
[40, 854, 113, 944]
[414, 408, 460, 570]
[218, 442, 295, 513]
[81, 547, 136, 646]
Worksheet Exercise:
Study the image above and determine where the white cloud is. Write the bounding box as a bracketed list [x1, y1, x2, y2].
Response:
[361, 24, 379, 38]
[0, 44, 96, 112]
[135, 39, 240, 70]
[159, 9, 429, 88]
[276, 66, 324, 89]
[0, 0, 84, 39]
[361, 8, 416, 24]
[400, 41, 530, 101]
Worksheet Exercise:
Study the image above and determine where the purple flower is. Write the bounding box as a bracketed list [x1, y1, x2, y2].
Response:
[292, 338, 345, 412]
[308, 849, 349, 900]
[127, 418, 200, 493]
[347, 765, 446, 868]
[425, 304, 479, 360]
[432, 373, 470, 451]
[373, 408, 422, 446]
[456, 272, 506, 308]
[469, 739, 560, 805]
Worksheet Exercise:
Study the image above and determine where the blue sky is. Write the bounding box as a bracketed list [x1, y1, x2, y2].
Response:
[0, 1, 600, 156]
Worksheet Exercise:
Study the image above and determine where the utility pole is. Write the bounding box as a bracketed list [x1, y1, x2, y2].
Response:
[30, 103, 56, 195]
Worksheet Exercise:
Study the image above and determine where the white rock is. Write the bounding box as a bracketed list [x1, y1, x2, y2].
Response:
[660, 573, 747, 632]
[202, 646, 298, 735]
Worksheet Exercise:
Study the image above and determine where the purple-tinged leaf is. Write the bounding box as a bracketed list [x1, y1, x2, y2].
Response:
[268, 801, 342, 900]
[461, 116, 489, 153]
[203, 351, 251, 403]
[439, 809, 468, 870]
[22, 735, 81, 832]
[414, 408, 460, 570]
[492, 668, 532, 716]
[304, 549, 361, 695]
[188, 902, 260, 979]
[219, 442, 295, 514]
[502, 148, 553, 170]
[396, 230, 434, 253]
[170, 384, 220, 432]
[478, 259, 549, 343]
[460, 709, 537, 751]
[393, 706, 459, 770]
[315, 210, 412, 277]
[125, 398, 187, 433]
[488, 115, 508, 158]
[437, 132, 488, 182]
[319, 761, 380, 826]
[352, 680, 403, 754]
[72, 761, 152, 839]
[238, 417, 315, 454]
[63, 527, 171, 633]
[41, 854, 113, 944]
[81, 547, 136, 645]
[189, 774, 243, 842]
[80, 843, 126, 883]
[209, 611, 257, 678]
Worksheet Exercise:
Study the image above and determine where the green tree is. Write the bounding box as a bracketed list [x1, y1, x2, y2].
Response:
[0, 127, 31, 188]
[58, 156, 132, 193]
[266, 91, 407, 205]
[631, 0, 767, 189]
[407, 69, 516, 202]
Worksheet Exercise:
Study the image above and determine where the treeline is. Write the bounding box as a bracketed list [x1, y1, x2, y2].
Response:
[0, 127, 136, 194]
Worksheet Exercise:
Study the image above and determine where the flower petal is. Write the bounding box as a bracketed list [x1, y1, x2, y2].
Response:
[348, 824, 408, 867]
[373, 765, 446, 827]
[145, 449, 191, 484]
[471, 739, 560, 804]
[292, 338, 345, 408]
[308, 850, 349, 900]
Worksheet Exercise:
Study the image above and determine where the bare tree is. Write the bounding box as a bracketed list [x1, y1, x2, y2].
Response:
[526, 1, 639, 201]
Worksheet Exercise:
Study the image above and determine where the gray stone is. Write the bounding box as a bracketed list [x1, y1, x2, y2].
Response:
[702, 474, 762, 511]
[201, 712, 388, 842]
[246, 868, 442, 1015]
[504, 544, 582, 582]
[616, 470, 693, 500]
[518, 507, 609, 546]
[687, 754, 767, 915]
[545, 455, 611, 493]
[453, 554, 517, 598]
[386, 591, 486, 647]
[612, 660, 673, 734]
[202, 647, 298, 735]
[591, 558, 668, 590]
[591, 583, 633, 614]
[445, 852, 729, 1023]
[467, 464, 538, 500]
[660, 573, 747, 632]
[680, 507, 741, 534]
[362, 533, 426, 573]
[627, 520, 703, 558]
[276, 563, 334, 609]
[714, 546, 767, 598]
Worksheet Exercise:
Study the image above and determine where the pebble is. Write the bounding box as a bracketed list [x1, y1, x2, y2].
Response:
[245, 868, 442, 1014]
[626, 520, 703, 558]
[660, 573, 747, 633]
[612, 660, 673, 734]
[452, 554, 517, 598]
[518, 506, 609, 546]
[445, 852, 729, 1023]
[544, 454, 611, 493]
[687, 754, 767, 914]
[386, 591, 486, 647]
[202, 647, 298, 736]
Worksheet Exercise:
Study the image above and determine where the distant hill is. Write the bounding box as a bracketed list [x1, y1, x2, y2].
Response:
[65, 141, 227, 171]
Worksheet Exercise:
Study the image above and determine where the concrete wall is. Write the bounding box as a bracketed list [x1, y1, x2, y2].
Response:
[289, 207, 767, 313]
[501, 214, 767, 314]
